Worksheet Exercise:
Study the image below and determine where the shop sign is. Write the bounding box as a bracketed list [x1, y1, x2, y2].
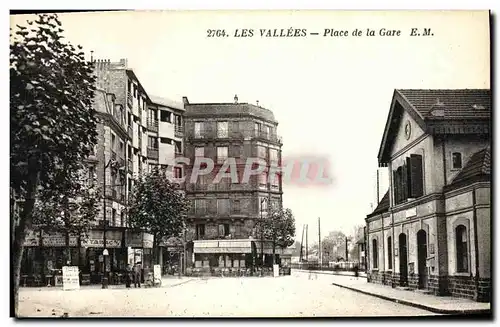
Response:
[81, 238, 121, 248]
[62, 266, 80, 291]
[24, 229, 40, 247]
[42, 232, 78, 247]
[125, 232, 143, 248]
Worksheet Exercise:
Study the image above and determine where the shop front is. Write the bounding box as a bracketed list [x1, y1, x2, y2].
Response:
[125, 230, 154, 270]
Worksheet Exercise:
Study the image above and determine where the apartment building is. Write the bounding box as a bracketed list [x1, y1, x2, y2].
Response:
[365, 89, 491, 302]
[182, 95, 289, 271]
[19, 58, 185, 284]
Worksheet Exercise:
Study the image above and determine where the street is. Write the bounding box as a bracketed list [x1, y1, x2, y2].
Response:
[18, 272, 437, 317]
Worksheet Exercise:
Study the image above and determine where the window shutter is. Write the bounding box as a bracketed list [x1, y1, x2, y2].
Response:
[410, 154, 424, 197]
[393, 170, 399, 205]
[401, 164, 408, 201]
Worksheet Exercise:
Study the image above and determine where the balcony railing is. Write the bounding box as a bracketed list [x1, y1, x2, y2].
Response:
[147, 147, 159, 159]
[147, 119, 159, 132]
[174, 125, 184, 138]
[187, 127, 283, 144]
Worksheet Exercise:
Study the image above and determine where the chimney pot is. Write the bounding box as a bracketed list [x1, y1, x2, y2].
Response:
[234, 94, 238, 104]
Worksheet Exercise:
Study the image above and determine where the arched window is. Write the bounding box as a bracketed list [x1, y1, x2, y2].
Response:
[372, 239, 378, 269]
[456, 225, 468, 272]
[387, 236, 392, 269]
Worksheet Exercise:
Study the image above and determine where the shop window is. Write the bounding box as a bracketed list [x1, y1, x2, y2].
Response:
[452, 152, 463, 169]
[456, 225, 469, 272]
[387, 236, 392, 269]
[372, 239, 378, 269]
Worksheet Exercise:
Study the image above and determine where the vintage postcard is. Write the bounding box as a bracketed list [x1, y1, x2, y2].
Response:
[9, 9, 491, 318]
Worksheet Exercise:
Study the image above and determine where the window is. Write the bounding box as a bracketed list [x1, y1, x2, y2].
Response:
[456, 225, 468, 272]
[175, 141, 182, 154]
[195, 147, 204, 158]
[393, 154, 423, 205]
[233, 199, 241, 214]
[119, 141, 124, 157]
[111, 134, 116, 150]
[160, 110, 172, 123]
[127, 80, 132, 94]
[148, 136, 158, 149]
[387, 236, 392, 270]
[194, 122, 203, 138]
[259, 197, 268, 213]
[112, 209, 116, 227]
[217, 198, 230, 215]
[269, 149, 279, 165]
[217, 121, 228, 138]
[160, 137, 172, 144]
[270, 173, 280, 190]
[218, 224, 230, 237]
[133, 85, 137, 98]
[452, 152, 462, 169]
[174, 167, 182, 179]
[234, 223, 241, 237]
[259, 172, 268, 189]
[372, 239, 378, 269]
[263, 125, 270, 138]
[195, 199, 206, 215]
[257, 145, 267, 159]
[196, 224, 205, 239]
[217, 146, 228, 164]
[148, 109, 157, 121]
[120, 211, 125, 227]
[254, 122, 261, 135]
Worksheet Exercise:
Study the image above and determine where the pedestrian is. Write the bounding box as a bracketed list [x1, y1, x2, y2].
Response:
[134, 262, 142, 288]
[354, 265, 359, 279]
[125, 264, 132, 288]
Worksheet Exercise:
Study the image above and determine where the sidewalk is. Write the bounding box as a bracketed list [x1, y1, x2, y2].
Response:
[295, 270, 490, 315]
[20, 276, 194, 291]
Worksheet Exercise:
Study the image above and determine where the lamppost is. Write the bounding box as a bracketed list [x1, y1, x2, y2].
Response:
[260, 197, 268, 272]
[102, 158, 116, 289]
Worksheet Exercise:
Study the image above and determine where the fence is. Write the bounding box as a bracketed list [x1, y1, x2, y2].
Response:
[291, 261, 366, 272]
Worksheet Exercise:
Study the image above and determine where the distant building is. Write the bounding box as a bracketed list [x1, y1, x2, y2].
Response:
[182, 95, 291, 270]
[365, 89, 491, 302]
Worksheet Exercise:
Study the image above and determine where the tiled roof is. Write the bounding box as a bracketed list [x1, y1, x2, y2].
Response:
[367, 190, 390, 217]
[397, 89, 491, 120]
[450, 147, 491, 186]
[185, 103, 277, 122]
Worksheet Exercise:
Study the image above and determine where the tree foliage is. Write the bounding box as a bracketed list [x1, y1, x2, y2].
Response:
[259, 207, 296, 263]
[128, 168, 189, 258]
[33, 163, 101, 239]
[10, 13, 98, 316]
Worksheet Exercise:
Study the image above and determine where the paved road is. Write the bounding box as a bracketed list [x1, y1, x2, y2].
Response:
[18, 274, 437, 317]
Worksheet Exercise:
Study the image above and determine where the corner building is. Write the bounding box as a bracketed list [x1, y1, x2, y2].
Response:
[182, 96, 288, 271]
[365, 89, 491, 302]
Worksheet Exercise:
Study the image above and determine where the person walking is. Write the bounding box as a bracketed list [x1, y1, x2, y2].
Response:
[125, 264, 132, 288]
[134, 262, 142, 288]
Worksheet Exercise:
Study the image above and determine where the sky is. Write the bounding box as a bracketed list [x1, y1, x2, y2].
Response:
[9, 10, 490, 239]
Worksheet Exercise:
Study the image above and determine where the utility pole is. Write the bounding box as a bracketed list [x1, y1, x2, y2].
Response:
[345, 237, 348, 262]
[299, 225, 305, 262]
[305, 224, 308, 262]
[318, 217, 322, 268]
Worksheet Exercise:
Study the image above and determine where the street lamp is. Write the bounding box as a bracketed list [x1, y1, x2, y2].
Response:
[260, 197, 268, 272]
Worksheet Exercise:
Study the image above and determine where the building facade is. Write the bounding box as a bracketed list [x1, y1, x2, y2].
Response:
[182, 95, 290, 271]
[365, 89, 491, 302]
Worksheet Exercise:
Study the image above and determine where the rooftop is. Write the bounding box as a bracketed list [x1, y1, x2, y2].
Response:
[149, 95, 185, 111]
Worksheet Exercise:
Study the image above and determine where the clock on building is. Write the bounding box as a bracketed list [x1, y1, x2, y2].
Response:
[404, 120, 411, 140]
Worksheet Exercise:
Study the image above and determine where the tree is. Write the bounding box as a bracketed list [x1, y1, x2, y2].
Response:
[10, 14, 97, 316]
[128, 168, 189, 265]
[259, 207, 296, 265]
[32, 162, 101, 265]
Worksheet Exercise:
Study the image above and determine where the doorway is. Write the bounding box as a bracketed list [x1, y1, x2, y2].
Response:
[398, 233, 408, 287]
[417, 230, 428, 289]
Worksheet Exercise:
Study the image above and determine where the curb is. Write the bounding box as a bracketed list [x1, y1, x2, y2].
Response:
[330, 282, 491, 315]
[293, 269, 368, 278]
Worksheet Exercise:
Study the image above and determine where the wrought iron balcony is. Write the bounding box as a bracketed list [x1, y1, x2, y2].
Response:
[147, 147, 159, 159]
[147, 119, 159, 132]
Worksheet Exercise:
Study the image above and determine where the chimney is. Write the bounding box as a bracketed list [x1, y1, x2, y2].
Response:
[256, 100, 259, 106]
[182, 96, 189, 105]
[234, 94, 238, 104]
